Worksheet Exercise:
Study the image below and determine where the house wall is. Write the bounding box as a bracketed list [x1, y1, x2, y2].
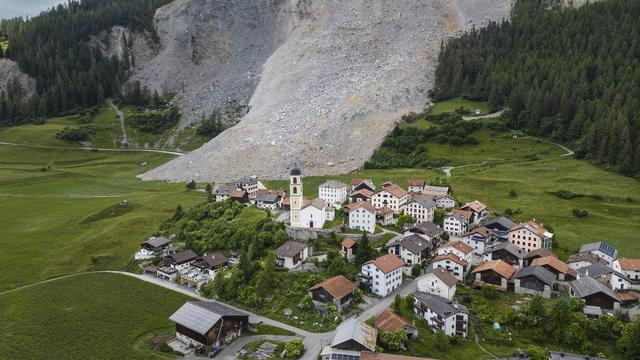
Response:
[404, 202, 434, 223]
[361, 263, 403, 297]
[443, 216, 467, 237]
[414, 303, 467, 337]
[371, 191, 408, 215]
[416, 274, 455, 300]
[514, 277, 551, 298]
[613, 260, 640, 282]
[462, 235, 488, 255]
[508, 229, 542, 253]
[433, 259, 466, 282]
[319, 185, 348, 208]
[591, 250, 615, 266]
[436, 197, 456, 209]
[300, 205, 325, 229]
[349, 208, 376, 233]
[568, 260, 593, 271]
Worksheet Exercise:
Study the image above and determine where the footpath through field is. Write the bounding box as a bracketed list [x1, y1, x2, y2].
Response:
[0, 140, 184, 156]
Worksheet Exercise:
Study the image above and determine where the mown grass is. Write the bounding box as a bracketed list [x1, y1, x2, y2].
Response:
[0, 143, 205, 291]
[430, 97, 489, 116]
[0, 273, 190, 360]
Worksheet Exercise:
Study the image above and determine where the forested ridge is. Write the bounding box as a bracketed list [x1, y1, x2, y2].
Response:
[0, 0, 170, 125]
[434, 0, 640, 176]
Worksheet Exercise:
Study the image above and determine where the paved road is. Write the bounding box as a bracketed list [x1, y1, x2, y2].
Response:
[356, 279, 418, 322]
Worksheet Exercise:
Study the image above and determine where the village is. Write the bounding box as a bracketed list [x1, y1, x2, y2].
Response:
[128, 166, 640, 360]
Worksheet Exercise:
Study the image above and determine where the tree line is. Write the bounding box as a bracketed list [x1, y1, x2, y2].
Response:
[433, 0, 640, 176]
[0, 0, 170, 125]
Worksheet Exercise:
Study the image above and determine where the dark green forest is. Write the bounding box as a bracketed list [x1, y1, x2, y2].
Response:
[0, 0, 170, 125]
[434, 0, 640, 176]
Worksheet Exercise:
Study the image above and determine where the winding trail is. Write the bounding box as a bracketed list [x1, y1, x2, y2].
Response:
[107, 99, 128, 146]
[462, 110, 503, 121]
[0, 141, 184, 156]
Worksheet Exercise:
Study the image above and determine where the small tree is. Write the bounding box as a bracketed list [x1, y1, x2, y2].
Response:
[186, 179, 196, 190]
[205, 183, 213, 200]
[411, 263, 422, 277]
[355, 233, 375, 265]
[284, 339, 305, 358]
[379, 330, 407, 351]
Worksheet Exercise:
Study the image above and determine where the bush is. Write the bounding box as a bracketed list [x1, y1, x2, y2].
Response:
[186, 180, 196, 190]
[509, 189, 517, 198]
[572, 208, 588, 218]
[284, 339, 305, 358]
[55, 127, 89, 142]
[411, 264, 422, 277]
[550, 190, 577, 199]
[481, 285, 499, 300]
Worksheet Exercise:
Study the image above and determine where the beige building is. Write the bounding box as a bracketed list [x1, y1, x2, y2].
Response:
[404, 199, 436, 224]
[508, 220, 553, 252]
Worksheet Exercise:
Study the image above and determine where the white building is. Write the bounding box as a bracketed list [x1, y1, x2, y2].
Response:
[432, 253, 469, 282]
[289, 167, 334, 229]
[462, 227, 493, 255]
[404, 199, 436, 224]
[413, 292, 468, 337]
[165, 250, 198, 271]
[371, 184, 409, 215]
[443, 210, 472, 237]
[568, 252, 608, 271]
[213, 184, 234, 202]
[276, 241, 311, 269]
[613, 258, 640, 282]
[348, 201, 377, 233]
[577, 263, 632, 291]
[435, 195, 456, 209]
[407, 179, 426, 193]
[234, 176, 259, 198]
[579, 242, 618, 266]
[319, 180, 348, 208]
[255, 190, 284, 210]
[436, 240, 474, 265]
[459, 200, 488, 226]
[386, 234, 433, 272]
[361, 254, 404, 297]
[416, 267, 458, 300]
[136, 236, 172, 260]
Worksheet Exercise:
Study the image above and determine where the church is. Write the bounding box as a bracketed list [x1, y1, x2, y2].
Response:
[289, 166, 335, 229]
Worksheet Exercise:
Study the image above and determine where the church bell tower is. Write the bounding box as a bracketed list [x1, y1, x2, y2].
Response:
[289, 165, 303, 227]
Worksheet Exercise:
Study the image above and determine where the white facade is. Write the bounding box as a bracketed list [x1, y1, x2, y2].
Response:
[361, 262, 403, 297]
[299, 202, 334, 229]
[432, 257, 467, 282]
[404, 201, 435, 224]
[319, 181, 348, 208]
[349, 206, 376, 233]
[290, 172, 304, 227]
[443, 214, 468, 237]
[462, 234, 489, 255]
[280, 247, 310, 269]
[591, 250, 615, 266]
[416, 272, 456, 300]
[435, 196, 456, 209]
[290, 170, 334, 229]
[613, 259, 640, 282]
[437, 243, 474, 264]
[371, 189, 408, 215]
[413, 296, 468, 337]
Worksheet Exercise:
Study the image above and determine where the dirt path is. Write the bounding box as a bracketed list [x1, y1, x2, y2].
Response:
[462, 110, 504, 121]
[0, 141, 184, 156]
[107, 99, 128, 146]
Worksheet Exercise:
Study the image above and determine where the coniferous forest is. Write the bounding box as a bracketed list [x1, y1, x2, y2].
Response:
[434, 0, 640, 176]
[0, 0, 170, 125]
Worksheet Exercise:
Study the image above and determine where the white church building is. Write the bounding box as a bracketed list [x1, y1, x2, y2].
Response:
[290, 167, 335, 229]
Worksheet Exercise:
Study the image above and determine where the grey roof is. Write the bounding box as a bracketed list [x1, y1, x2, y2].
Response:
[570, 276, 618, 301]
[169, 301, 248, 335]
[320, 180, 347, 189]
[483, 216, 517, 231]
[422, 267, 458, 288]
[167, 249, 198, 264]
[577, 263, 627, 280]
[304, 198, 329, 210]
[579, 241, 618, 258]
[514, 265, 556, 286]
[422, 185, 449, 196]
[200, 253, 228, 268]
[214, 184, 234, 195]
[386, 234, 431, 255]
[256, 193, 280, 202]
[414, 199, 436, 209]
[549, 351, 606, 360]
[404, 222, 443, 238]
[290, 167, 301, 176]
[523, 248, 555, 260]
[143, 236, 171, 248]
[236, 176, 257, 184]
[331, 318, 377, 351]
[483, 241, 526, 259]
[276, 241, 308, 258]
[413, 292, 468, 317]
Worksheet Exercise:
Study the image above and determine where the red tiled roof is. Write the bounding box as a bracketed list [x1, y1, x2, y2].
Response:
[341, 238, 356, 249]
[439, 240, 473, 255]
[365, 254, 404, 273]
[532, 256, 574, 276]
[450, 209, 473, 219]
[374, 309, 410, 332]
[308, 275, 357, 300]
[461, 200, 487, 213]
[408, 179, 426, 187]
[618, 258, 640, 271]
[351, 189, 375, 198]
[472, 260, 516, 279]
[381, 184, 408, 199]
[433, 253, 468, 267]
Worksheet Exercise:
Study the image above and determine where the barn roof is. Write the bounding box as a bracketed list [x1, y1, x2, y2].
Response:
[169, 301, 248, 335]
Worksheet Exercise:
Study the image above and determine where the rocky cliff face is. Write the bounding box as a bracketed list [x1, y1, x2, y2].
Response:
[135, 0, 513, 182]
[0, 59, 36, 99]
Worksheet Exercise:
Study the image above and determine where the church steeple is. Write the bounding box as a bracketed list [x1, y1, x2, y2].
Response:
[289, 165, 303, 227]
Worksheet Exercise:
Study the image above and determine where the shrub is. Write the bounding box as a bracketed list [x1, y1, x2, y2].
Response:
[509, 189, 517, 198]
[550, 190, 577, 199]
[186, 180, 196, 190]
[284, 339, 305, 358]
[572, 208, 588, 218]
[55, 127, 89, 142]
[481, 285, 499, 300]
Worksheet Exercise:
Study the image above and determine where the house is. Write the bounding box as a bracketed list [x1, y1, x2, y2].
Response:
[349, 201, 377, 233]
[156, 266, 179, 281]
[407, 179, 426, 193]
[213, 184, 234, 202]
[290, 168, 335, 229]
[422, 185, 450, 198]
[376, 207, 395, 226]
[462, 226, 494, 255]
[483, 216, 517, 241]
[432, 253, 469, 282]
[416, 266, 458, 300]
[169, 301, 249, 348]
[341, 238, 357, 262]
[360, 254, 404, 297]
[577, 263, 632, 291]
[165, 250, 198, 270]
[443, 209, 472, 237]
[308, 275, 358, 312]
[472, 260, 517, 291]
[482, 242, 525, 269]
[350, 188, 374, 204]
[459, 200, 488, 225]
[579, 242, 618, 266]
[386, 234, 433, 271]
[437, 240, 474, 264]
[352, 179, 376, 193]
[234, 176, 259, 197]
[435, 195, 456, 209]
[613, 258, 640, 283]
[230, 189, 250, 205]
[531, 256, 576, 281]
[321, 318, 377, 360]
[275, 241, 311, 269]
[374, 309, 418, 339]
[513, 265, 556, 298]
[404, 199, 436, 224]
[403, 222, 444, 243]
[549, 351, 606, 360]
[371, 184, 409, 215]
[192, 252, 228, 278]
[319, 180, 348, 208]
[255, 189, 284, 210]
[136, 236, 172, 260]
[569, 276, 620, 311]
[523, 248, 556, 267]
[508, 220, 553, 252]
[568, 252, 608, 271]
[412, 292, 468, 337]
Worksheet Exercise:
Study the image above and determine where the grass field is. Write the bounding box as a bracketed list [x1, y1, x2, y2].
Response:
[430, 97, 489, 116]
[0, 273, 190, 360]
[0, 141, 205, 292]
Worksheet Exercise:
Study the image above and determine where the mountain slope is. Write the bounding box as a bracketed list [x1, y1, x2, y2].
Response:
[135, 0, 512, 182]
